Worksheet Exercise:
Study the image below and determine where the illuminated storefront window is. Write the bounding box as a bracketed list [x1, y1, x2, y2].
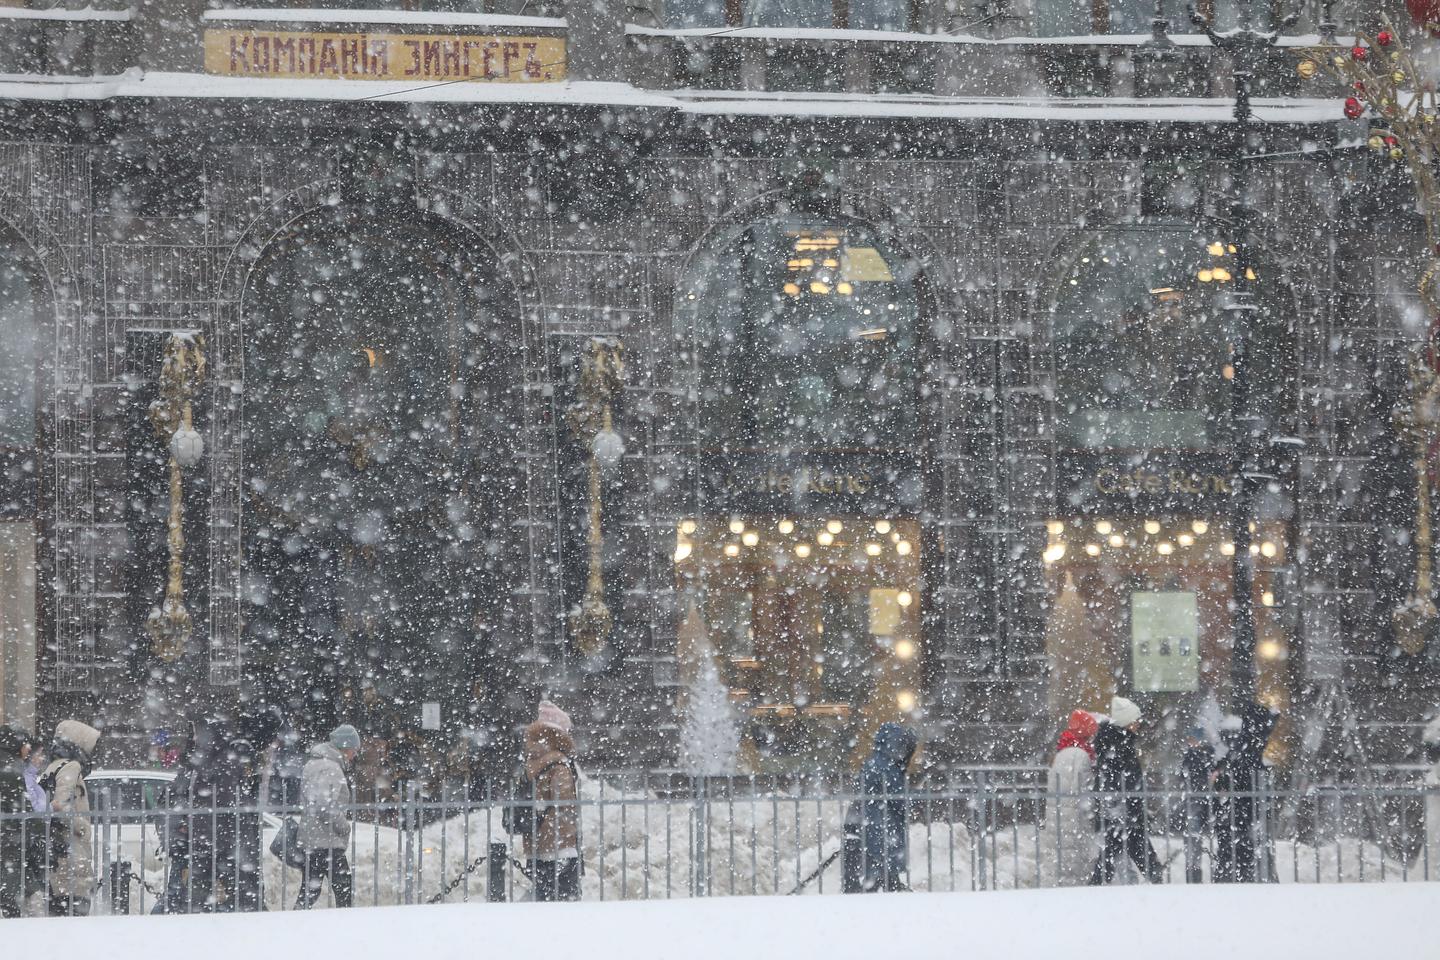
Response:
[674, 218, 926, 771]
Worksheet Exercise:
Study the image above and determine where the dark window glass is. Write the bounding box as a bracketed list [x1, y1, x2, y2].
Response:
[678, 219, 920, 451]
[0, 242, 43, 448]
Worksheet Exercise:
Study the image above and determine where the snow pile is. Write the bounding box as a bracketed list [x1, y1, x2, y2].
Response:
[15, 884, 1435, 960]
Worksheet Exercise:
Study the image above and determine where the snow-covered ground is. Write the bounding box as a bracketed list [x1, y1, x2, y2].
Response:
[15, 884, 1437, 959]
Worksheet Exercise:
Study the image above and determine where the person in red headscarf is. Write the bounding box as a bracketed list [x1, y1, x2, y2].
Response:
[1048, 709, 1100, 885]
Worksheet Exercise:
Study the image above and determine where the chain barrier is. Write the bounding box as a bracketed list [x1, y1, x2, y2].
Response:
[787, 847, 842, 896]
[426, 854, 488, 904]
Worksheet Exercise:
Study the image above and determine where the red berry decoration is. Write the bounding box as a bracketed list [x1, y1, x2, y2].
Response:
[1344, 97, 1365, 119]
[1386, 135, 1399, 147]
[1353, 81, 1366, 92]
[1352, 45, 1368, 61]
[1378, 30, 1394, 46]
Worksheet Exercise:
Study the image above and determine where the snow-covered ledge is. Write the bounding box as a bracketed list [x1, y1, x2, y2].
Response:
[0, 6, 131, 21]
[625, 25, 1348, 47]
[201, 8, 565, 29]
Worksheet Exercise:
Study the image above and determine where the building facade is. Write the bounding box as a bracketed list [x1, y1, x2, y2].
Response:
[0, 0, 1434, 778]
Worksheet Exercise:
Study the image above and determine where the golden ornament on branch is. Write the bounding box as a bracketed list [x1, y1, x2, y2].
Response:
[566, 338, 625, 658]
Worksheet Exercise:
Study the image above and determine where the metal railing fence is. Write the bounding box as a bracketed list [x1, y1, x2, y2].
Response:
[2, 779, 1436, 915]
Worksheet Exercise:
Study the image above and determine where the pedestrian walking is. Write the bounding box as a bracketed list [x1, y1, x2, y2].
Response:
[1212, 701, 1278, 883]
[0, 726, 31, 918]
[1088, 697, 1166, 886]
[855, 721, 918, 893]
[295, 724, 359, 909]
[40, 719, 100, 915]
[1047, 709, 1098, 885]
[1179, 725, 1214, 884]
[521, 701, 581, 902]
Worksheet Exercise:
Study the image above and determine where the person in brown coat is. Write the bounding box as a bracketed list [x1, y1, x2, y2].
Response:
[522, 701, 580, 901]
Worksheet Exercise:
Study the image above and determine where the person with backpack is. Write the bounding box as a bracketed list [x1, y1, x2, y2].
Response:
[519, 701, 580, 901]
[1087, 697, 1166, 886]
[295, 724, 359, 909]
[41, 719, 100, 915]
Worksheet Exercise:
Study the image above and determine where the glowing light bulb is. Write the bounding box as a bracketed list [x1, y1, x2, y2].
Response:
[680, 520, 697, 535]
[896, 690, 918, 713]
[1144, 520, 1161, 535]
[817, 531, 835, 546]
[1261, 591, 1275, 607]
[1109, 534, 1124, 548]
[742, 531, 759, 547]
[723, 543, 740, 557]
[1220, 542, 1235, 556]
[729, 519, 745, 534]
[673, 541, 693, 562]
[1260, 541, 1277, 558]
[778, 520, 795, 534]
[1250, 543, 1261, 556]
[1047, 521, 1065, 535]
[894, 639, 917, 660]
[897, 591, 913, 607]
[865, 543, 883, 557]
[795, 544, 811, 558]
[1157, 542, 1174, 556]
[1178, 533, 1194, 547]
[875, 520, 892, 535]
[1085, 543, 1101, 556]
[1043, 543, 1067, 564]
[827, 520, 843, 535]
[1192, 521, 1208, 535]
[1095, 521, 1113, 536]
[895, 540, 912, 556]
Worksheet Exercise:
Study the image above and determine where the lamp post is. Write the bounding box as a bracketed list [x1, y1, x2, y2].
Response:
[145, 332, 206, 663]
[1189, 1, 1296, 707]
[567, 337, 625, 658]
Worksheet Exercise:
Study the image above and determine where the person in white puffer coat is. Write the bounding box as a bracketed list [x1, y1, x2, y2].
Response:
[41, 719, 101, 916]
[1047, 709, 1100, 885]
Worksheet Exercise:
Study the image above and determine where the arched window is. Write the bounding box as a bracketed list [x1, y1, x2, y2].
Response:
[1053, 224, 1292, 452]
[0, 233, 44, 449]
[677, 217, 921, 452]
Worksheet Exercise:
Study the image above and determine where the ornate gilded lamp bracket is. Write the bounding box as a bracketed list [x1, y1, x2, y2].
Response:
[566, 338, 625, 658]
[146, 332, 207, 663]
[1395, 353, 1440, 655]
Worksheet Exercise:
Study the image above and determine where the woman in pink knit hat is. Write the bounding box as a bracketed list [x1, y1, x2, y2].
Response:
[523, 700, 580, 900]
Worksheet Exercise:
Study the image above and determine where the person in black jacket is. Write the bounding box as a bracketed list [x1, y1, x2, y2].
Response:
[852, 722, 918, 892]
[1212, 701, 1278, 883]
[1088, 697, 1166, 885]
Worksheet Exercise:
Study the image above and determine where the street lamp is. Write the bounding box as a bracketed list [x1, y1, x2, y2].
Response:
[1188, 0, 1297, 708]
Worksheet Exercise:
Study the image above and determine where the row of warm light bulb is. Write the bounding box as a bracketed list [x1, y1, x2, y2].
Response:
[675, 518, 913, 562]
[1043, 518, 1279, 564]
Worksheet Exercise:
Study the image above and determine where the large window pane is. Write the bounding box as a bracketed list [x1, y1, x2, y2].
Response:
[679, 218, 920, 451]
[0, 246, 42, 448]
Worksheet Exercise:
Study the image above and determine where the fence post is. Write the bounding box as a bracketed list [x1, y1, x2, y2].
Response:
[403, 782, 418, 905]
[974, 773, 990, 892]
[488, 842, 508, 902]
[690, 775, 709, 897]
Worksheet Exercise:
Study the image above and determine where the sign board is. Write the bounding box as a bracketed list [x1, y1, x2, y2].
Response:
[421, 702, 442, 731]
[698, 451, 922, 515]
[1130, 591, 1199, 693]
[204, 29, 566, 82]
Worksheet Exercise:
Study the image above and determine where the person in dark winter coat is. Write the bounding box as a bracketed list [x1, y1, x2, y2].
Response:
[0, 726, 30, 918]
[1212, 701, 1278, 883]
[157, 719, 241, 913]
[856, 722, 918, 892]
[1179, 726, 1214, 884]
[1088, 697, 1166, 886]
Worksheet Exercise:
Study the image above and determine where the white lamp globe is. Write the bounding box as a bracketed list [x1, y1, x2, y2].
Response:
[170, 426, 205, 468]
[592, 428, 624, 469]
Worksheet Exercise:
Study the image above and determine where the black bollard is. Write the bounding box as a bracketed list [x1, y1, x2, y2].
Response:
[488, 843, 508, 902]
